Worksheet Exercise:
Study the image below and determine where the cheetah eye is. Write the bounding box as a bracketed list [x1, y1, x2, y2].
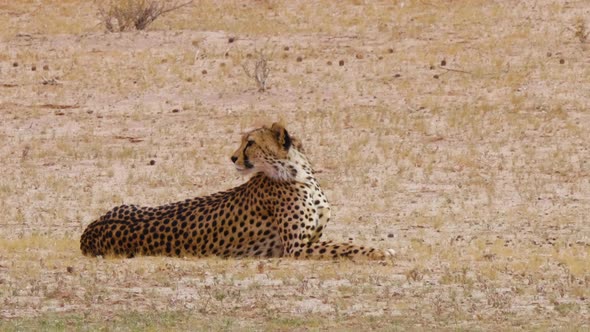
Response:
[246, 140, 255, 148]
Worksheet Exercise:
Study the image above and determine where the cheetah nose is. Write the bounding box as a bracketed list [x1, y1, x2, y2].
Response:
[231, 156, 238, 163]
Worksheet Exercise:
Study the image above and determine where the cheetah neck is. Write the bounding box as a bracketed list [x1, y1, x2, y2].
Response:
[262, 148, 317, 185]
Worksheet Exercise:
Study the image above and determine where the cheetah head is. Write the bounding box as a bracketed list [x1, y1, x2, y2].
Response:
[231, 123, 307, 181]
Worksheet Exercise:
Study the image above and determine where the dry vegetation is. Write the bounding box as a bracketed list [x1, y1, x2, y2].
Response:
[97, 0, 193, 32]
[1, 0, 589, 330]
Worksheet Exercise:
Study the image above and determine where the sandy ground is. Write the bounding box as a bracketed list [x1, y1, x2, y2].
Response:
[1, 0, 589, 330]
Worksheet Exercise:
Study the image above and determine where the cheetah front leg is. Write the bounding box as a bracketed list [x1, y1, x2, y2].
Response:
[307, 204, 330, 243]
[289, 240, 394, 260]
[278, 217, 393, 260]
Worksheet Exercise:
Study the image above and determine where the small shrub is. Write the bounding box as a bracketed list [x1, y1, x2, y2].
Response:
[241, 48, 272, 92]
[405, 267, 423, 283]
[98, 0, 192, 32]
[574, 17, 588, 43]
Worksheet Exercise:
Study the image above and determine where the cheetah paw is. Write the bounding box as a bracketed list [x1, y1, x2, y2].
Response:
[385, 248, 396, 257]
[371, 248, 396, 260]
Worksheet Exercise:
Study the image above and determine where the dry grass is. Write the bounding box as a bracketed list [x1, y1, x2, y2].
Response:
[1, 0, 589, 330]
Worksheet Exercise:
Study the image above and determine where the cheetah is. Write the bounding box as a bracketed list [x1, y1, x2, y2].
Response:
[80, 123, 393, 259]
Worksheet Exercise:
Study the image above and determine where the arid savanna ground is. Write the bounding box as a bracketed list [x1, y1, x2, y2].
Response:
[1, 0, 589, 330]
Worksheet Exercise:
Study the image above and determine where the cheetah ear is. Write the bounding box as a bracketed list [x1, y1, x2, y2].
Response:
[270, 122, 292, 150]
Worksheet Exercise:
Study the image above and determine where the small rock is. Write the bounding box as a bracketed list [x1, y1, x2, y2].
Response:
[149, 160, 156, 166]
[284, 46, 289, 51]
[228, 37, 235, 43]
[433, 74, 439, 79]
[387, 233, 394, 238]
[172, 109, 180, 113]
[559, 58, 565, 64]
[394, 74, 401, 78]
[66, 266, 74, 273]
[355, 53, 364, 59]
[441, 59, 446, 66]
[43, 64, 49, 70]
[31, 65, 36, 71]
[327, 61, 332, 65]
[339, 60, 345, 66]
[201, 69, 207, 74]
[12, 62, 18, 67]
[296, 56, 303, 62]
[388, 48, 394, 53]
